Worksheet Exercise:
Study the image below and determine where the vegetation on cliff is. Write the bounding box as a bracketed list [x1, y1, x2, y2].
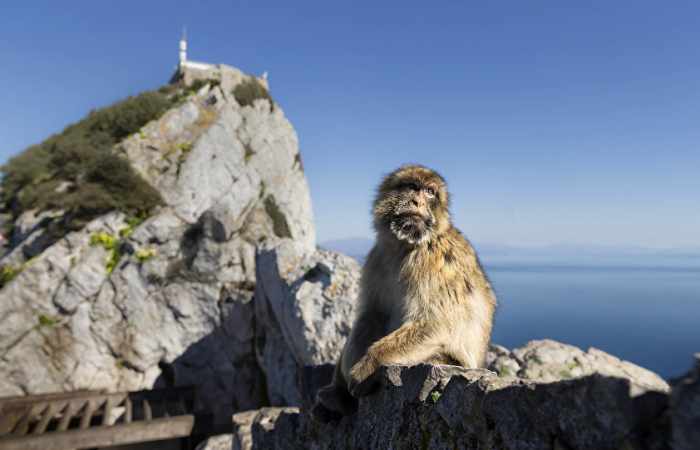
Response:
[233, 78, 274, 110]
[0, 90, 171, 234]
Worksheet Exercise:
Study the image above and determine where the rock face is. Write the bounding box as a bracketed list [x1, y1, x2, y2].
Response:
[258, 365, 665, 449]
[671, 354, 700, 450]
[486, 339, 669, 394]
[196, 341, 691, 450]
[242, 362, 674, 450]
[254, 239, 360, 406]
[0, 66, 329, 423]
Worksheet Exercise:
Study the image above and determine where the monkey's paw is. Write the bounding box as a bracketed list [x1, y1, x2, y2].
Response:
[348, 356, 380, 398]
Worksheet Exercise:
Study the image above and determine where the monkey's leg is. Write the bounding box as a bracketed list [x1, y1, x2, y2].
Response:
[348, 321, 440, 397]
[313, 310, 386, 418]
[313, 357, 357, 420]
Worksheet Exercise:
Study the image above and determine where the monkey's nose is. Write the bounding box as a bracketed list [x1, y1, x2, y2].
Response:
[412, 196, 425, 208]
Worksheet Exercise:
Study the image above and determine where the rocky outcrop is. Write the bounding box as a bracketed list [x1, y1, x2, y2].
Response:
[486, 339, 669, 394]
[671, 354, 700, 450]
[0, 66, 323, 423]
[253, 363, 670, 450]
[253, 239, 360, 406]
[196, 341, 687, 450]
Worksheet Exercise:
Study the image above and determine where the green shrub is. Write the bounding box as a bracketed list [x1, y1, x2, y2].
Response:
[0, 88, 170, 234]
[0, 265, 22, 289]
[233, 78, 274, 110]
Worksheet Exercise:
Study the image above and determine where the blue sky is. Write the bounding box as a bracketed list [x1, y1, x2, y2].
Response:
[2, 1, 699, 248]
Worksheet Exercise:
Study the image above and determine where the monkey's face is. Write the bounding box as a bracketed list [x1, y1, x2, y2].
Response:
[373, 165, 450, 245]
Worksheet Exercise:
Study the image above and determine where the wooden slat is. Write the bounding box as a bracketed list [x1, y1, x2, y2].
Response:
[142, 399, 152, 421]
[0, 415, 194, 450]
[56, 399, 82, 432]
[123, 398, 132, 424]
[12, 404, 48, 436]
[33, 401, 66, 434]
[0, 406, 26, 435]
[101, 394, 126, 426]
[79, 399, 103, 430]
[101, 397, 114, 426]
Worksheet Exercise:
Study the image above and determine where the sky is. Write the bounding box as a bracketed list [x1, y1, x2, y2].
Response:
[2, 1, 699, 248]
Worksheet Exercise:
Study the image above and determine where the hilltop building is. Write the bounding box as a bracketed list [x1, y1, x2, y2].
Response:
[171, 30, 269, 89]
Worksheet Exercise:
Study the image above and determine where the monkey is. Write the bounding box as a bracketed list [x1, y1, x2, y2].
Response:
[313, 164, 497, 419]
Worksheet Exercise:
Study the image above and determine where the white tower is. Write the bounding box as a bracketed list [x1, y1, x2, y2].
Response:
[179, 28, 187, 68]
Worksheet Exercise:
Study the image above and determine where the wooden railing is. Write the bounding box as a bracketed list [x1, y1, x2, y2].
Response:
[0, 387, 196, 450]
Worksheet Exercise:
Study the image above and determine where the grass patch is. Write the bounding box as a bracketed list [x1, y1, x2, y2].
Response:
[233, 78, 274, 110]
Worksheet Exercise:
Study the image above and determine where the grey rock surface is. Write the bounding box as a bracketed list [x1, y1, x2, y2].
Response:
[671, 354, 700, 450]
[210, 341, 686, 450]
[253, 239, 360, 406]
[487, 339, 670, 394]
[248, 363, 671, 450]
[0, 65, 316, 423]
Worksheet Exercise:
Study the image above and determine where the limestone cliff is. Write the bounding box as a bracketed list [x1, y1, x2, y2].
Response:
[0, 65, 321, 423]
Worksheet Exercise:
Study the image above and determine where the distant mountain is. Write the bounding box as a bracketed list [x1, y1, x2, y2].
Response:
[321, 238, 700, 269]
[319, 237, 373, 260]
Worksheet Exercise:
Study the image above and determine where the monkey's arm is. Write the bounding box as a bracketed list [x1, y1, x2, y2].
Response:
[348, 320, 440, 396]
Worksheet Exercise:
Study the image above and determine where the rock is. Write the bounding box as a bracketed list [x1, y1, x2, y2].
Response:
[247, 363, 670, 450]
[195, 434, 234, 450]
[488, 339, 670, 394]
[253, 239, 361, 406]
[250, 407, 301, 450]
[0, 64, 316, 424]
[671, 354, 700, 450]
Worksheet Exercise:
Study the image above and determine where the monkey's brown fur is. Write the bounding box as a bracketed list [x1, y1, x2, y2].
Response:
[314, 165, 497, 418]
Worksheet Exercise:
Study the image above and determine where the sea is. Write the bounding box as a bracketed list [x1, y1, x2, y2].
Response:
[486, 262, 699, 379]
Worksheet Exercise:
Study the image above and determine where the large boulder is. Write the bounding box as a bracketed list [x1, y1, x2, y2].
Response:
[0, 66, 316, 423]
[247, 363, 670, 450]
[253, 239, 360, 406]
[487, 339, 669, 394]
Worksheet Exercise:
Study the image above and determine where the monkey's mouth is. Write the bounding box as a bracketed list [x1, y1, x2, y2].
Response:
[390, 213, 433, 244]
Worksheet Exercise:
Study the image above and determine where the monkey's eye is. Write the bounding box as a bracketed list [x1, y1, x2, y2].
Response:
[404, 182, 420, 191]
[424, 187, 436, 198]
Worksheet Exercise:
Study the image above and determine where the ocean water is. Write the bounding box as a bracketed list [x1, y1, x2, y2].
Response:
[486, 264, 700, 379]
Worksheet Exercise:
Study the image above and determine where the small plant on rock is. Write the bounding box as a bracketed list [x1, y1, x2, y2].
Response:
[89, 231, 122, 273]
[233, 78, 274, 110]
[0, 265, 22, 290]
[135, 247, 157, 263]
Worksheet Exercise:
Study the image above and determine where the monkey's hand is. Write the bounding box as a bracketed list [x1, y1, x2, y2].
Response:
[348, 354, 380, 397]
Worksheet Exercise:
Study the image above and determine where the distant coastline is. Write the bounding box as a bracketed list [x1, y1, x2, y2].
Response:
[321, 237, 700, 271]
